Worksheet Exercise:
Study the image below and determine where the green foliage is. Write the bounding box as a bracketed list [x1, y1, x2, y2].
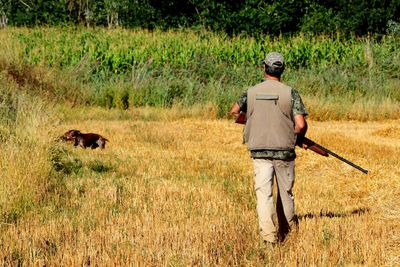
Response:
[49, 145, 83, 175]
[13, 27, 398, 75]
[1, 196, 34, 224]
[2, 27, 400, 120]
[2, 1, 399, 36]
[88, 159, 113, 173]
[387, 20, 400, 36]
[49, 143, 114, 176]
[0, 86, 18, 141]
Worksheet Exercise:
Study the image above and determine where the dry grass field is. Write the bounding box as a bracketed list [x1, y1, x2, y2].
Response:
[0, 106, 399, 266]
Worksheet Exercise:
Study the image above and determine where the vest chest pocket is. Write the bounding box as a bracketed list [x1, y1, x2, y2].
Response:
[256, 94, 279, 105]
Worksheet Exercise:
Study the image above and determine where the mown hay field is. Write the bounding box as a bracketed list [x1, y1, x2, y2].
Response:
[0, 26, 399, 266]
[1, 106, 398, 266]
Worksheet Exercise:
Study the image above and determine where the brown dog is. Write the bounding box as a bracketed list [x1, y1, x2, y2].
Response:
[62, 130, 109, 149]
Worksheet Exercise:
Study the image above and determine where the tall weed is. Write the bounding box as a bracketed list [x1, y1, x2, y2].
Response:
[0, 78, 67, 225]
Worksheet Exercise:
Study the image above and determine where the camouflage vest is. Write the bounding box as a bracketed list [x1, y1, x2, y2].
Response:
[244, 80, 296, 151]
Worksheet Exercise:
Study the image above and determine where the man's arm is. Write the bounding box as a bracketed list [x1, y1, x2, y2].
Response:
[291, 89, 308, 148]
[230, 91, 247, 118]
[294, 114, 308, 148]
[294, 114, 307, 135]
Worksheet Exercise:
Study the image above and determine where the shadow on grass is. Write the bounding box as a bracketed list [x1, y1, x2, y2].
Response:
[88, 159, 113, 173]
[278, 208, 370, 242]
[298, 207, 370, 220]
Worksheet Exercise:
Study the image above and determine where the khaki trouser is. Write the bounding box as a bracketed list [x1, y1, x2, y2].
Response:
[253, 158, 295, 243]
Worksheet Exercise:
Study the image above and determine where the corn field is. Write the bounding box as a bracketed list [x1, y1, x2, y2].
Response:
[1, 27, 399, 120]
[10, 27, 399, 71]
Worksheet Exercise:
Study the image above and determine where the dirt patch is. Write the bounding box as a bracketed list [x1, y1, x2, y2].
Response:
[5, 63, 55, 95]
[1, 61, 80, 105]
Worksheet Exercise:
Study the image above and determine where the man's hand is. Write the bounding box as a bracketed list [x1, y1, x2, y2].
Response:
[230, 102, 241, 118]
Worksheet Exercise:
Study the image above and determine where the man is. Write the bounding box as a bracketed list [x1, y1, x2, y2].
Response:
[230, 52, 308, 245]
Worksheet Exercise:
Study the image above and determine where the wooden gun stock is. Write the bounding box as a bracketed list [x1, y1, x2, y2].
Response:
[234, 112, 368, 174]
[301, 137, 328, 157]
[234, 112, 247, 125]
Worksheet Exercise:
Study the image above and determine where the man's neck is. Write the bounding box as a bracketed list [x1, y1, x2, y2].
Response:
[264, 74, 280, 81]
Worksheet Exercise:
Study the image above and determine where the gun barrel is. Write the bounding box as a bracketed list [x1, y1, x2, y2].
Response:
[314, 143, 369, 174]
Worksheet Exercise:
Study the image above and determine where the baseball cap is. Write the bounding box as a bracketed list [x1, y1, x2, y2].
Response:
[263, 52, 284, 68]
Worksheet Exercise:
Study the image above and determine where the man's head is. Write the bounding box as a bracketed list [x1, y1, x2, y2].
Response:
[263, 52, 285, 78]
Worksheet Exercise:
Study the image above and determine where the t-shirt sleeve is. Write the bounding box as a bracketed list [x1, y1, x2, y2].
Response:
[236, 91, 247, 113]
[291, 89, 308, 116]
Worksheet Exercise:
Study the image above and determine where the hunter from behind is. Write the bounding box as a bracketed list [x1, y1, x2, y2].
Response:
[230, 52, 308, 246]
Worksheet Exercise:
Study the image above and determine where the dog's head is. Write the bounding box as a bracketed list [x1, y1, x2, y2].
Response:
[62, 130, 82, 141]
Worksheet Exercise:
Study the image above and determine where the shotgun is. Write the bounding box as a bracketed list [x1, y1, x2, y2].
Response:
[299, 137, 368, 174]
[234, 112, 368, 174]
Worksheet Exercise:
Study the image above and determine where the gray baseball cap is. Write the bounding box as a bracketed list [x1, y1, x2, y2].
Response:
[263, 52, 284, 67]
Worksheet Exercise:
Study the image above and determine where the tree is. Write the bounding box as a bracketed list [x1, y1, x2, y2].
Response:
[67, 0, 94, 26]
[102, 0, 130, 28]
[1, 0, 399, 36]
[300, 0, 400, 35]
[0, 0, 11, 27]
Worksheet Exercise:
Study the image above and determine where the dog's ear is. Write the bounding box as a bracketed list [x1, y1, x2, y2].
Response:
[70, 130, 81, 136]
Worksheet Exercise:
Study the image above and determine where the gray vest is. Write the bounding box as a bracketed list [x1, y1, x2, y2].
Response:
[244, 80, 296, 151]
